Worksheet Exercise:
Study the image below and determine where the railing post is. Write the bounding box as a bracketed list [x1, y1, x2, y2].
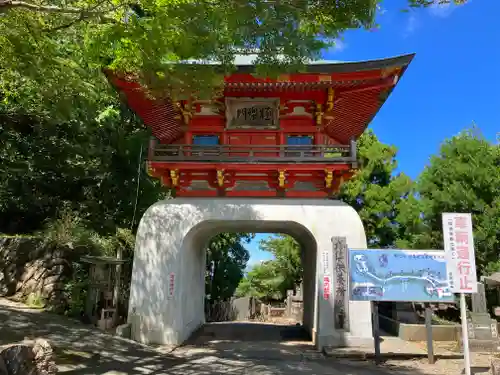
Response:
[350, 138, 358, 168]
[148, 137, 158, 160]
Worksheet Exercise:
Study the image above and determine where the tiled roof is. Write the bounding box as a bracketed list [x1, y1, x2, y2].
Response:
[106, 54, 414, 145]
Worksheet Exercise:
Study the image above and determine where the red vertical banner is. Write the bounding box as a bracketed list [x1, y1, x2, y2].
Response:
[442, 213, 477, 294]
[168, 272, 176, 299]
[323, 275, 331, 300]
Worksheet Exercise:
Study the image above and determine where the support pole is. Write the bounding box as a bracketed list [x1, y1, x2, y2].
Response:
[424, 304, 435, 364]
[460, 293, 472, 375]
[113, 247, 123, 327]
[371, 301, 381, 364]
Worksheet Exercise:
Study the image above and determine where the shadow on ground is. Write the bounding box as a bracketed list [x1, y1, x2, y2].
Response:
[0, 299, 455, 375]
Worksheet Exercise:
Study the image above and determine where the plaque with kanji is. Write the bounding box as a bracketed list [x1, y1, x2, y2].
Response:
[226, 97, 279, 129]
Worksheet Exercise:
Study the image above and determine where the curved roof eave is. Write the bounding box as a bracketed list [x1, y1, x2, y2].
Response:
[178, 53, 415, 75]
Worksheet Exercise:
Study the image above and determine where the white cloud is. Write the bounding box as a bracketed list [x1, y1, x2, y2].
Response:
[377, 4, 388, 16]
[403, 14, 419, 37]
[334, 39, 346, 52]
[429, 1, 454, 17]
[429, 0, 470, 18]
[245, 259, 268, 271]
[328, 39, 347, 54]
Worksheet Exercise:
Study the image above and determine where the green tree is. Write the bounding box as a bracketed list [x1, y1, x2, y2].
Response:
[0, 103, 167, 235]
[236, 260, 287, 301]
[259, 234, 302, 291]
[236, 234, 301, 301]
[206, 233, 253, 302]
[1, 0, 466, 113]
[400, 129, 500, 274]
[339, 130, 414, 248]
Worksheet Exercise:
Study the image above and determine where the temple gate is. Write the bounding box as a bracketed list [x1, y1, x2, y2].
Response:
[105, 53, 415, 349]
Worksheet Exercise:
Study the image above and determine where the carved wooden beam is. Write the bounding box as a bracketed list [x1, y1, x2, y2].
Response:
[170, 169, 179, 187]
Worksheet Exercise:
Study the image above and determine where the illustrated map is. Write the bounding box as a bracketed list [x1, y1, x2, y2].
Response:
[349, 249, 455, 302]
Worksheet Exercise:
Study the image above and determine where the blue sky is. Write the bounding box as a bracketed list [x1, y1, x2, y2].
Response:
[246, 0, 499, 268]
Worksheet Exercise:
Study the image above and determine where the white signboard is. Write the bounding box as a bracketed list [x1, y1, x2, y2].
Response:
[321, 250, 333, 301]
[442, 213, 478, 293]
[167, 272, 176, 299]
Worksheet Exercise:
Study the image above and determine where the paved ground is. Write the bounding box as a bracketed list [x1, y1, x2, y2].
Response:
[0, 298, 492, 375]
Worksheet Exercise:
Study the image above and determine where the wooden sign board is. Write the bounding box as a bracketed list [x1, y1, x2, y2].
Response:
[225, 97, 279, 129]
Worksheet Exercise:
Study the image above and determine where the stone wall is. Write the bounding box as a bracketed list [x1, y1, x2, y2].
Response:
[0, 237, 74, 305]
[378, 314, 460, 342]
[0, 338, 57, 375]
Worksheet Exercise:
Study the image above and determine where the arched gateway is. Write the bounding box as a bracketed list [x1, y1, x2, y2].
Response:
[106, 53, 414, 350]
[128, 198, 372, 350]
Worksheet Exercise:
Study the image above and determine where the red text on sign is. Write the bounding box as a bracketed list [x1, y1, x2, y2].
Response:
[323, 276, 330, 300]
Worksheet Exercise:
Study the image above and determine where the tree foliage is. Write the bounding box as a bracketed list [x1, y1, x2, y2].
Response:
[236, 234, 301, 301]
[206, 233, 253, 302]
[1, 0, 467, 112]
[398, 129, 500, 274]
[339, 130, 414, 248]
[237, 128, 499, 301]
[0, 103, 168, 235]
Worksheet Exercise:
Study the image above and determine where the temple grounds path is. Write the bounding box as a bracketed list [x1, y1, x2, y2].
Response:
[0, 298, 491, 375]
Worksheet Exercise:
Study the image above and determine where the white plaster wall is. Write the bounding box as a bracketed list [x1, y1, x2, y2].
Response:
[129, 198, 371, 347]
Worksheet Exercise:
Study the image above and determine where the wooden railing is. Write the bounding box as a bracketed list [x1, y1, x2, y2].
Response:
[149, 140, 357, 166]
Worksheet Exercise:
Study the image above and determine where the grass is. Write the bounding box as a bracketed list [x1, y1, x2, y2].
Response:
[25, 292, 46, 309]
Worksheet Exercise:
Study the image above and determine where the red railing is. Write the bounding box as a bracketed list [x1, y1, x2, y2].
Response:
[149, 140, 357, 166]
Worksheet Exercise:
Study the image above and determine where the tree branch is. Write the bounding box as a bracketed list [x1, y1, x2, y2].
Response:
[0, 0, 108, 16]
[42, 0, 117, 31]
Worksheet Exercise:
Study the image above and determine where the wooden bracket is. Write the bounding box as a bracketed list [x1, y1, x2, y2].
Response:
[216, 169, 225, 187]
[325, 169, 333, 189]
[315, 103, 324, 126]
[278, 170, 286, 188]
[170, 169, 179, 187]
[326, 88, 335, 112]
[174, 101, 193, 125]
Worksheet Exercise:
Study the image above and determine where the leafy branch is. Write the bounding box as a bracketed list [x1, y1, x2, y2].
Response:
[0, 0, 104, 14]
[0, 0, 117, 24]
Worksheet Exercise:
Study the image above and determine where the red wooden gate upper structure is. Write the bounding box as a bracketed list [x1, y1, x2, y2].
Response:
[105, 54, 414, 198]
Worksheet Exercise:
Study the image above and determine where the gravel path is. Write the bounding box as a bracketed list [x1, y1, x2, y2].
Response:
[0, 298, 492, 375]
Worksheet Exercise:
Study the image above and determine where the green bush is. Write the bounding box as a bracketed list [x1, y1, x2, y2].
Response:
[36, 209, 135, 318]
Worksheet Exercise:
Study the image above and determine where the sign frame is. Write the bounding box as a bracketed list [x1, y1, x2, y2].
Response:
[225, 97, 280, 129]
[442, 212, 478, 294]
[167, 272, 176, 299]
[349, 249, 455, 303]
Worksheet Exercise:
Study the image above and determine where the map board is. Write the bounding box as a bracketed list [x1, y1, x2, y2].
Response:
[349, 249, 455, 302]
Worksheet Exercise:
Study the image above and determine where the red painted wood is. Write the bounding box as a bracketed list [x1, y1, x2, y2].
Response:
[106, 62, 409, 197]
[149, 162, 351, 172]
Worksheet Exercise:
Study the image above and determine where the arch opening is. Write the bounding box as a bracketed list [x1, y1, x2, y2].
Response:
[181, 221, 318, 345]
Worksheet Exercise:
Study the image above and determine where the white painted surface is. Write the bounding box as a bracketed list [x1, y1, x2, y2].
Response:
[442, 213, 478, 293]
[129, 198, 371, 348]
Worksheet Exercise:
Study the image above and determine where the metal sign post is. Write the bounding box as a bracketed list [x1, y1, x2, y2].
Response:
[424, 303, 435, 364]
[371, 301, 381, 364]
[460, 293, 471, 374]
[442, 213, 478, 375]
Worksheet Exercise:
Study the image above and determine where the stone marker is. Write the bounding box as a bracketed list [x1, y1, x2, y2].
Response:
[472, 282, 488, 314]
[463, 312, 500, 352]
[116, 323, 131, 339]
[492, 356, 500, 375]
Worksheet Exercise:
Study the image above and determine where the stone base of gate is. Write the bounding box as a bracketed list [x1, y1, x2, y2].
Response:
[128, 198, 373, 350]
